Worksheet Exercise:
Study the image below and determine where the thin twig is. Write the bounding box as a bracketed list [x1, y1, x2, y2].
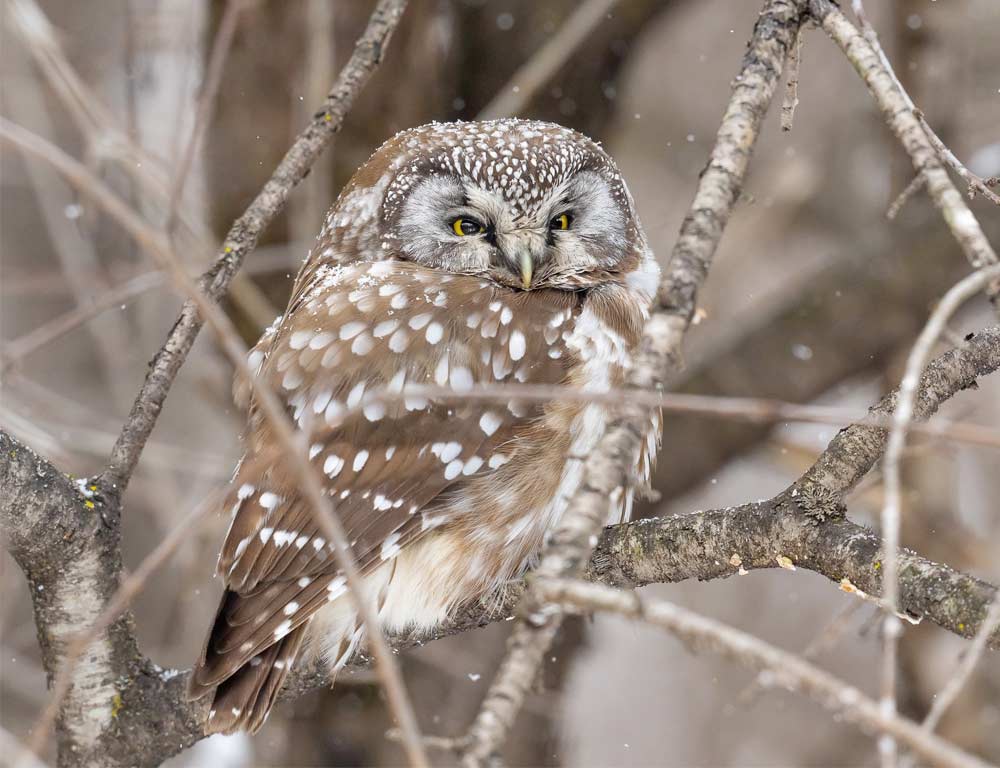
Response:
[814, 0, 1000, 313]
[101, 0, 410, 497]
[921, 595, 1000, 734]
[879, 262, 1000, 768]
[781, 22, 804, 131]
[738, 599, 864, 704]
[164, 0, 247, 236]
[538, 578, 995, 768]
[7, 0, 214, 247]
[460, 2, 807, 763]
[476, 0, 621, 120]
[886, 172, 926, 220]
[0, 272, 166, 374]
[0, 115, 429, 768]
[915, 110, 1000, 207]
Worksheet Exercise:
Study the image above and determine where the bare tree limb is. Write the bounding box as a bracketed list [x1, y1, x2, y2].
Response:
[809, 0, 1000, 312]
[536, 578, 995, 768]
[3, 324, 998, 765]
[476, 0, 621, 120]
[921, 596, 1000, 735]
[879, 264, 1000, 765]
[100, 0, 410, 497]
[0, 113, 429, 768]
[460, 1, 809, 762]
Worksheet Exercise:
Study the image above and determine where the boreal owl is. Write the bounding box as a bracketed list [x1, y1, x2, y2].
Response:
[189, 119, 661, 733]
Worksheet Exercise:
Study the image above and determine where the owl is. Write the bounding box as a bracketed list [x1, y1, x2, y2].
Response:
[188, 119, 661, 734]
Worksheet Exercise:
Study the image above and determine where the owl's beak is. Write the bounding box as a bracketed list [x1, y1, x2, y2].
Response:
[519, 253, 533, 290]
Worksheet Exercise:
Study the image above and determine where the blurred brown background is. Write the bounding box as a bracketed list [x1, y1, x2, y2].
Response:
[2, 1, 999, 765]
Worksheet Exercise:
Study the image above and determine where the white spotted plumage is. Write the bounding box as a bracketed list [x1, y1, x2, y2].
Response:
[191, 119, 660, 735]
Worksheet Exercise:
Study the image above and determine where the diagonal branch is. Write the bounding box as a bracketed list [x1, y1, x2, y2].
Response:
[100, 0, 410, 497]
[0, 113, 429, 767]
[3, 324, 998, 765]
[458, 1, 809, 762]
[808, 0, 1000, 312]
[538, 578, 994, 768]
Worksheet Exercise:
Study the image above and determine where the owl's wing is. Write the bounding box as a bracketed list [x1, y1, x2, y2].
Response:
[191, 258, 580, 696]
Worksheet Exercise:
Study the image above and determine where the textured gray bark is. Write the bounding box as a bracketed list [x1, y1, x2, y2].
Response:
[3, 327, 997, 765]
[4, 0, 1000, 764]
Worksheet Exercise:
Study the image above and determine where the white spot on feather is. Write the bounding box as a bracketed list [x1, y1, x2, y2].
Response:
[289, 330, 312, 349]
[407, 313, 432, 330]
[479, 411, 502, 436]
[339, 321, 366, 340]
[353, 450, 369, 472]
[351, 332, 374, 355]
[388, 328, 410, 353]
[426, 321, 444, 344]
[381, 532, 402, 560]
[274, 620, 292, 639]
[450, 365, 474, 391]
[324, 454, 344, 477]
[509, 330, 526, 361]
[373, 319, 399, 338]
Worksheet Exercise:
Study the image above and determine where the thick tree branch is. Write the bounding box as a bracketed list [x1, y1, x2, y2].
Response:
[4, 1, 1000, 765]
[1, 432, 139, 766]
[459, 1, 808, 762]
[1, 3, 411, 765]
[2, 325, 998, 764]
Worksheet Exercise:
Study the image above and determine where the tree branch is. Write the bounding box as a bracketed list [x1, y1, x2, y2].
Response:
[3, 325, 998, 764]
[100, 0, 409, 497]
[808, 0, 1000, 311]
[536, 579, 992, 768]
[460, 1, 809, 761]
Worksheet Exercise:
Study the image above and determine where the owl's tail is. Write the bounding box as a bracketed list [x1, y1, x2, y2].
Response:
[187, 590, 310, 735]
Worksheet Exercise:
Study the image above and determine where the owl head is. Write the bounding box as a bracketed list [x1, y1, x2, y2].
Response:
[321, 119, 653, 294]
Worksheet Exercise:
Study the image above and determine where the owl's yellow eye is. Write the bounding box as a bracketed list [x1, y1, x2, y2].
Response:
[550, 213, 571, 231]
[452, 218, 483, 236]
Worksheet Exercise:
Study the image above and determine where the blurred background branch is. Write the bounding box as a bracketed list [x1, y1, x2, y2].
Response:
[2, 0, 999, 766]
